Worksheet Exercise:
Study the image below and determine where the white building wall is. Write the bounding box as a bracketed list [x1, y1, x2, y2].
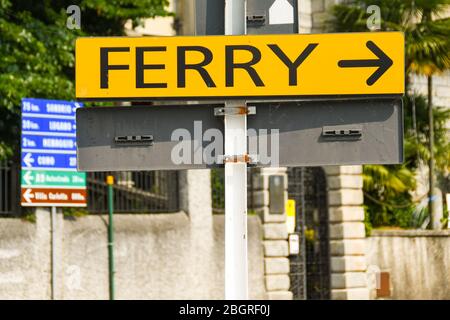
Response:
[124, 1, 176, 36]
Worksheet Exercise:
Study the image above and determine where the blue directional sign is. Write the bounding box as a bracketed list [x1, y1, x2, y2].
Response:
[21, 98, 86, 207]
[21, 151, 77, 170]
[22, 135, 77, 151]
[22, 98, 81, 116]
[22, 117, 76, 133]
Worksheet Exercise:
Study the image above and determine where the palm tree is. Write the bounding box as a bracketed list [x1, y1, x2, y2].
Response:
[329, 0, 450, 228]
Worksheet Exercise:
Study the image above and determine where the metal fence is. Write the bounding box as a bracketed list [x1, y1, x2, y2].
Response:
[211, 166, 331, 299]
[0, 159, 179, 215]
[87, 171, 179, 214]
[288, 167, 331, 300]
[0, 159, 20, 215]
[212, 167, 331, 300]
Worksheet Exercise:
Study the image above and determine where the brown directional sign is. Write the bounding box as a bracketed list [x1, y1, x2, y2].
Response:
[21, 188, 87, 207]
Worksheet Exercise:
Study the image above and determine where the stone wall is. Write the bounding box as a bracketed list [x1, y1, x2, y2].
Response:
[0, 211, 266, 300]
[367, 229, 450, 300]
[0, 169, 266, 300]
[0, 209, 51, 299]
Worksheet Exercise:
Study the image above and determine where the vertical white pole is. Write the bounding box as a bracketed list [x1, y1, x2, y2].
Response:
[51, 206, 56, 300]
[224, 0, 248, 300]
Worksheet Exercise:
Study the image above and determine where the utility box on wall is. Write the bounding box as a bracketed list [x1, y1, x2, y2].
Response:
[269, 175, 286, 214]
[247, 0, 298, 34]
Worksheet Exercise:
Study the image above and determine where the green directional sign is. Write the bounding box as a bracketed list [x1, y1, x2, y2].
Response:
[21, 169, 86, 188]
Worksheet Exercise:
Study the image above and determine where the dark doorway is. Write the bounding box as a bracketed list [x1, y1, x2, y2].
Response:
[288, 167, 331, 300]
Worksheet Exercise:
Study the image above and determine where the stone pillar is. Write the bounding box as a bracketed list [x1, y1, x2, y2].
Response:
[178, 169, 215, 298]
[298, 0, 331, 34]
[325, 166, 370, 300]
[179, 169, 212, 227]
[252, 167, 293, 300]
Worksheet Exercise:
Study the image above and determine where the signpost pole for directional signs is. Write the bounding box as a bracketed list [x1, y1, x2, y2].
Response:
[224, 0, 248, 300]
[107, 175, 115, 300]
[51, 206, 56, 300]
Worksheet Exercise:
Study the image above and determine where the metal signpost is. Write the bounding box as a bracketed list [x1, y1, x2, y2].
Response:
[106, 175, 115, 300]
[75, 0, 405, 300]
[223, 0, 248, 300]
[21, 98, 87, 300]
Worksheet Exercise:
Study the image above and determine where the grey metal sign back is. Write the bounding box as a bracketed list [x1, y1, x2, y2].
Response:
[249, 98, 403, 167]
[77, 104, 224, 171]
[76, 99, 403, 172]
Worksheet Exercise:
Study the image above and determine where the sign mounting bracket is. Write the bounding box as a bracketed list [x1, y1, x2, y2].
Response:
[216, 154, 259, 165]
[214, 106, 256, 117]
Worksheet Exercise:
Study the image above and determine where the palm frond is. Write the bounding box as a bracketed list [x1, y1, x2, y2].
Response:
[363, 164, 415, 194]
[407, 20, 450, 75]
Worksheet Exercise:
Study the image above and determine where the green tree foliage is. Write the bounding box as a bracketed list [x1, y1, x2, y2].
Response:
[404, 95, 450, 173]
[0, 0, 170, 159]
[211, 169, 225, 213]
[329, 0, 450, 228]
[363, 94, 450, 229]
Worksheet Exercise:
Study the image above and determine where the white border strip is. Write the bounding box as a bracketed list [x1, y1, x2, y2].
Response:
[22, 149, 76, 154]
[23, 131, 76, 137]
[21, 203, 87, 207]
[20, 185, 86, 189]
[22, 113, 75, 120]
[21, 168, 79, 172]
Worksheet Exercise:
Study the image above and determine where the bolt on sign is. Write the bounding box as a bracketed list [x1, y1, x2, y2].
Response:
[21, 98, 87, 207]
[75, 32, 404, 100]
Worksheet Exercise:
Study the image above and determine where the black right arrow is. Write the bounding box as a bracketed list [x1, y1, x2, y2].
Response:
[338, 40, 393, 86]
